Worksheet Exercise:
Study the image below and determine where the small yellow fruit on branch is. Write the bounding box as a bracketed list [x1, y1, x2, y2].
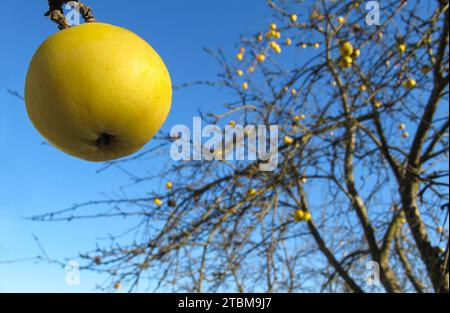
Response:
[303, 212, 312, 222]
[397, 43, 406, 54]
[256, 54, 266, 62]
[270, 41, 282, 54]
[403, 78, 417, 89]
[339, 56, 353, 68]
[294, 114, 306, 121]
[284, 136, 294, 145]
[294, 210, 304, 222]
[290, 14, 298, 23]
[339, 41, 354, 57]
[294, 210, 311, 222]
[377, 32, 384, 41]
[421, 65, 431, 74]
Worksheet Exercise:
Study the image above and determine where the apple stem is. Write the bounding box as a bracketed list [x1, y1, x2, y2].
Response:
[45, 0, 96, 30]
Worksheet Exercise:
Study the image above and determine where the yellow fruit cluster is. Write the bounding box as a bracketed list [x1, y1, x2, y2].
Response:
[294, 210, 312, 222]
[340, 41, 354, 55]
[270, 41, 282, 54]
[266, 30, 282, 39]
[338, 41, 357, 68]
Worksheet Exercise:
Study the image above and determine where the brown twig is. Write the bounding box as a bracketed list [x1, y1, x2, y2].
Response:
[45, 0, 96, 30]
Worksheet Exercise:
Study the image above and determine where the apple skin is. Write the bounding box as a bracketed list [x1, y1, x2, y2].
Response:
[25, 23, 172, 161]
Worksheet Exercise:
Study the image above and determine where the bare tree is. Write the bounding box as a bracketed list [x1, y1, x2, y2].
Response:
[29, 0, 448, 293]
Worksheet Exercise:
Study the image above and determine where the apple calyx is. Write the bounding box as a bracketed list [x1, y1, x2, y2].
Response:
[95, 133, 117, 147]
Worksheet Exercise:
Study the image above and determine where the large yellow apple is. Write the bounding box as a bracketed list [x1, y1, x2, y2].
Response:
[25, 23, 172, 162]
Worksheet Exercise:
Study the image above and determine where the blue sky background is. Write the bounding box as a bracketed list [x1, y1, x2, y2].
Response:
[0, 0, 278, 292]
[1, 0, 445, 293]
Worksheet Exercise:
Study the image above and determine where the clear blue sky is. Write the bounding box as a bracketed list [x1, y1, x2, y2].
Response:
[0, 0, 277, 292]
[2, 1, 442, 294]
